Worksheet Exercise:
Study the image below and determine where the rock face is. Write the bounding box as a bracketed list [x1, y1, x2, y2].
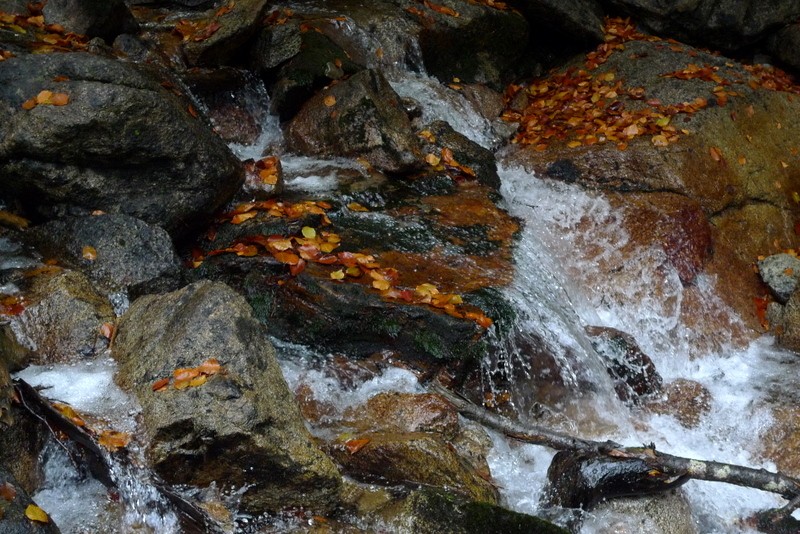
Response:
[26, 214, 181, 297]
[42, 0, 138, 42]
[768, 23, 800, 73]
[112, 281, 342, 514]
[0, 52, 243, 238]
[285, 69, 425, 175]
[602, 0, 800, 51]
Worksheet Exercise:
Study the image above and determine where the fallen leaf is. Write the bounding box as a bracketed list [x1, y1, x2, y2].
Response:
[197, 358, 221, 375]
[82, 245, 97, 261]
[372, 279, 391, 291]
[98, 430, 131, 452]
[100, 322, 115, 339]
[0, 481, 16, 501]
[273, 251, 301, 265]
[25, 504, 49, 523]
[709, 146, 723, 162]
[345, 438, 370, 454]
[302, 226, 317, 239]
[323, 95, 336, 107]
[330, 269, 345, 280]
[189, 374, 207, 387]
[152, 377, 170, 392]
[52, 402, 85, 427]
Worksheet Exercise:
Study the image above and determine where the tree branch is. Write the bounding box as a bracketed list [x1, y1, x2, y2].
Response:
[431, 382, 800, 512]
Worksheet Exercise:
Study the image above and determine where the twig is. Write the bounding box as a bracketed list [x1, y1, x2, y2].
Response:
[431, 382, 800, 514]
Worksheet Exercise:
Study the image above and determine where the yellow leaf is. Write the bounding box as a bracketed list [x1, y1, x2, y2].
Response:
[25, 504, 49, 523]
[82, 245, 97, 261]
[330, 269, 345, 280]
[372, 279, 391, 291]
[98, 430, 131, 452]
[301, 226, 317, 239]
[347, 202, 369, 212]
[231, 211, 257, 224]
[189, 374, 207, 387]
[323, 95, 336, 107]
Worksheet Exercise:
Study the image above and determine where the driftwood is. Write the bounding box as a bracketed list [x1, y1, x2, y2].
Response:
[430, 382, 800, 518]
[13, 378, 225, 534]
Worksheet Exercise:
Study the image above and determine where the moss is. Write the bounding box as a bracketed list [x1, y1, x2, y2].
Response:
[464, 287, 516, 336]
[412, 329, 449, 360]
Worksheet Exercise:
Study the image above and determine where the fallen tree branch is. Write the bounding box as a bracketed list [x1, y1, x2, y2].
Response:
[431, 382, 800, 511]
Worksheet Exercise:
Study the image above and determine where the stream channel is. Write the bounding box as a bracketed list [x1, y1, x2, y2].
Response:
[11, 69, 799, 533]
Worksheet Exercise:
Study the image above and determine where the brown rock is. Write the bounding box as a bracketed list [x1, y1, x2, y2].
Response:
[761, 406, 800, 478]
[345, 392, 459, 437]
[646, 378, 712, 428]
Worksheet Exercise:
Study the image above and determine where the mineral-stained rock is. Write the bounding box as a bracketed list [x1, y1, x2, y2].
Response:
[26, 214, 181, 297]
[285, 69, 425, 175]
[0, 51, 243, 238]
[0, 268, 115, 368]
[113, 281, 342, 514]
[343, 392, 460, 437]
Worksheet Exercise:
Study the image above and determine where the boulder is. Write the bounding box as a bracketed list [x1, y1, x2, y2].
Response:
[0, 51, 243, 238]
[768, 23, 800, 74]
[344, 392, 460, 436]
[285, 69, 425, 175]
[758, 253, 800, 304]
[42, 0, 138, 43]
[512, 0, 605, 60]
[0, 268, 115, 368]
[0, 407, 48, 494]
[580, 489, 698, 534]
[419, 120, 501, 189]
[767, 290, 800, 353]
[112, 281, 342, 514]
[26, 214, 181, 297]
[601, 0, 800, 51]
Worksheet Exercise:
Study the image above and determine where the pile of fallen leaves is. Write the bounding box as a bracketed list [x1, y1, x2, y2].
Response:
[504, 17, 800, 151]
[195, 197, 493, 329]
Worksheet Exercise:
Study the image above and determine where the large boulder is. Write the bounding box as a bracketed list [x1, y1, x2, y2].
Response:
[26, 214, 181, 297]
[112, 281, 342, 514]
[0, 51, 243, 238]
[285, 69, 425, 175]
[601, 0, 800, 51]
[0, 466, 60, 533]
[768, 23, 800, 74]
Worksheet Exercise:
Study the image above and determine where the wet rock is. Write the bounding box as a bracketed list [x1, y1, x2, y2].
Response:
[344, 392, 460, 436]
[419, 120, 501, 190]
[253, 24, 362, 121]
[0, 360, 10, 426]
[0, 407, 48, 494]
[513, 0, 605, 60]
[0, 51, 243, 239]
[113, 281, 342, 514]
[585, 325, 662, 404]
[505, 35, 800, 336]
[757, 253, 800, 303]
[762, 406, 800, 478]
[602, 0, 800, 51]
[181, 0, 271, 66]
[396, 488, 569, 534]
[0, 466, 61, 533]
[42, 0, 138, 43]
[542, 450, 688, 510]
[26, 214, 181, 297]
[767, 291, 800, 353]
[768, 23, 800, 74]
[285, 69, 425, 175]
[0, 268, 115, 368]
[580, 489, 697, 534]
[645, 378, 712, 428]
[326, 431, 498, 504]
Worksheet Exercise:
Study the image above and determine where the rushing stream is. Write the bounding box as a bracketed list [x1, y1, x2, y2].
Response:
[10, 70, 799, 533]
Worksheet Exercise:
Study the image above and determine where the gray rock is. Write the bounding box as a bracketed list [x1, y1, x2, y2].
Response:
[182, 0, 271, 66]
[768, 293, 800, 354]
[0, 466, 61, 533]
[602, 0, 800, 51]
[0, 269, 115, 368]
[42, 0, 138, 43]
[0, 52, 243, 238]
[768, 23, 800, 75]
[419, 120, 500, 189]
[757, 253, 800, 303]
[26, 214, 181, 297]
[112, 281, 342, 514]
[581, 489, 697, 534]
[285, 69, 424, 174]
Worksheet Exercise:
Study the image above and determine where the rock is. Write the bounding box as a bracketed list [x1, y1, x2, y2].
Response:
[757, 253, 800, 303]
[285, 69, 425, 175]
[767, 290, 800, 353]
[0, 51, 243, 238]
[344, 392, 460, 436]
[646, 378, 712, 428]
[112, 281, 342, 514]
[762, 406, 800, 478]
[326, 431, 498, 504]
[0, 407, 48, 494]
[181, 0, 271, 66]
[26, 214, 181, 297]
[253, 24, 362, 121]
[419, 120, 501, 189]
[42, 0, 138, 43]
[603, 0, 800, 51]
[580, 489, 698, 534]
[0, 268, 115, 368]
[768, 23, 800, 74]
[0, 466, 61, 533]
[542, 450, 688, 510]
[514, 0, 605, 57]
[396, 488, 569, 534]
[585, 325, 662, 404]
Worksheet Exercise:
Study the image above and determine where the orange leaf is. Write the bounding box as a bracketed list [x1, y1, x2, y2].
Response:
[173, 367, 200, 382]
[289, 258, 306, 275]
[273, 251, 300, 265]
[189, 374, 207, 387]
[35, 90, 53, 104]
[21, 98, 36, 110]
[25, 504, 49, 523]
[52, 402, 85, 427]
[709, 146, 723, 162]
[187, 104, 198, 118]
[323, 95, 336, 107]
[100, 322, 115, 339]
[345, 438, 370, 454]
[346, 202, 369, 212]
[152, 377, 170, 392]
[197, 358, 221, 375]
[372, 279, 391, 291]
[48, 92, 69, 106]
[98, 430, 131, 452]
